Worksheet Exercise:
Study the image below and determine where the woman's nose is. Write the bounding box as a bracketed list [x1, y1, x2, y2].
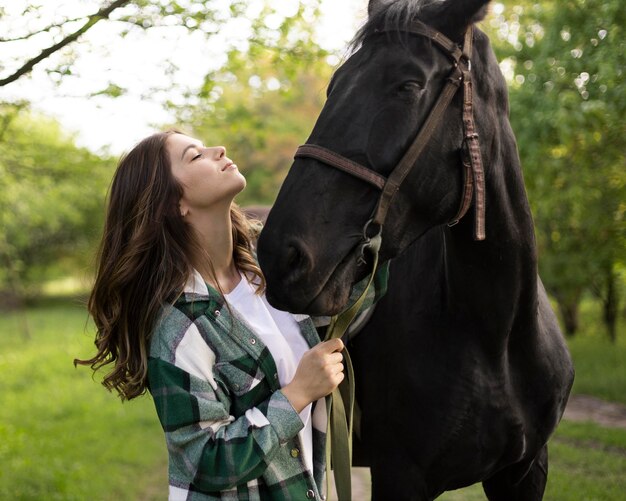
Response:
[211, 146, 226, 159]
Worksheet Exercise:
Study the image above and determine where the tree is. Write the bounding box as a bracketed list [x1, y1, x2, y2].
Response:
[170, 1, 335, 205]
[0, 0, 334, 306]
[0, 0, 131, 87]
[0, 0, 247, 93]
[489, 0, 626, 339]
[0, 105, 113, 304]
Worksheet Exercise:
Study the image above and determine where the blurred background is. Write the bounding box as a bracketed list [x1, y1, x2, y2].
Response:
[0, 0, 624, 499]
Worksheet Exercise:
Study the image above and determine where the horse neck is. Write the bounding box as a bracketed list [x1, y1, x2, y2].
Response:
[440, 135, 539, 334]
[427, 31, 541, 333]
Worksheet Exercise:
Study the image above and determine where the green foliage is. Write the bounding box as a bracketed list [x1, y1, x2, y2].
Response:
[487, 1, 626, 337]
[0, 105, 113, 295]
[0, 303, 166, 500]
[0, 1, 337, 296]
[170, 1, 335, 205]
[114, 0, 247, 33]
[566, 298, 626, 403]
[0, 0, 245, 88]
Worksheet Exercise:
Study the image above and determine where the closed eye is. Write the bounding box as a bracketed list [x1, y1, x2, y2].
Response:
[191, 152, 203, 161]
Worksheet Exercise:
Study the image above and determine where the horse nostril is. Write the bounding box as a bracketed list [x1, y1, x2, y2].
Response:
[286, 246, 300, 268]
[284, 240, 313, 284]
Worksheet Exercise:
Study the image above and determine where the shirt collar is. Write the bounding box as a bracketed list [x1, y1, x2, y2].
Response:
[183, 268, 210, 295]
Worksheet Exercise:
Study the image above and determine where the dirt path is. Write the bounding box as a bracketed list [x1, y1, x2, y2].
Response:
[562, 394, 626, 429]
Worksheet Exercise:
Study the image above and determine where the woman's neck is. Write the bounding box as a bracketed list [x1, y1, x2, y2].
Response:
[187, 205, 241, 293]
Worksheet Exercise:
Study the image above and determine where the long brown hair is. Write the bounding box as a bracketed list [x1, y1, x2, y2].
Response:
[75, 129, 264, 400]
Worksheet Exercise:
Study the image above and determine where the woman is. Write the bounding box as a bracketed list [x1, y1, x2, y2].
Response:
[76, 129, 346, 500]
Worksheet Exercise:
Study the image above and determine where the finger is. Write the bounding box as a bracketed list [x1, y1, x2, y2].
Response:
[327, 352, 343, 364]
[323, 338, 344, 353]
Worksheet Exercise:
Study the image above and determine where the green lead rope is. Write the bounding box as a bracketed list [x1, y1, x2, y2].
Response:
[323, 234, 381, 501]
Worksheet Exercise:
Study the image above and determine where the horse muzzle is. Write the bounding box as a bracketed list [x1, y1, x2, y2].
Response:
[259, 232, 360, 316]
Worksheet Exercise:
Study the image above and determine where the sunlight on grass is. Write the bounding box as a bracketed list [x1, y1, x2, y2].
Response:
[40, 275, 92, 296]
[0, 305, 167, 500]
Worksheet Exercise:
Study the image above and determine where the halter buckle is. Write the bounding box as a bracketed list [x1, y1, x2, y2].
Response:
[357, 219, 383, 266]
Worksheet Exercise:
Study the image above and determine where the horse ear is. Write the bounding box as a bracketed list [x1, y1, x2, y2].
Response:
[424, 0, 491, 39]
[368, 0, 394, 17]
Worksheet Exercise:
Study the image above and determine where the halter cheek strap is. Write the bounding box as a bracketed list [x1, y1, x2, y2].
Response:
[294, 22, 486, 241]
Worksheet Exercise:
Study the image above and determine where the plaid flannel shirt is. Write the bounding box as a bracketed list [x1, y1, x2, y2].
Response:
[148, 265, 388, 500]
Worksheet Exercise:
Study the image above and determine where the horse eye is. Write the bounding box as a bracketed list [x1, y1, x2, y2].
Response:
[398, 81, 423, 93]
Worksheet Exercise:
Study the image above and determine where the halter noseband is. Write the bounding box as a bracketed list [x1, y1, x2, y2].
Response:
[294, 20, 486, 245]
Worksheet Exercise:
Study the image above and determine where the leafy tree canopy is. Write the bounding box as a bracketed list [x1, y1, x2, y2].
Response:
[489, 0, 626, 337]
[169, 1, 335, 205]
[0, 104, 113, 295]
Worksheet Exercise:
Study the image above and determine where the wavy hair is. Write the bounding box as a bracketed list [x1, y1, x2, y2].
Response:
[75, 129, 264, 400]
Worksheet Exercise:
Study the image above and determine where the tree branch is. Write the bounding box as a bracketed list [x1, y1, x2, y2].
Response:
[0, 16, 85, 42]
[0, 0, 132, 87]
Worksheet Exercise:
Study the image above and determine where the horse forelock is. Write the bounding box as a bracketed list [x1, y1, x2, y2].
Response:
[350, 0, 490, 52]
[350, 1, 433, 52]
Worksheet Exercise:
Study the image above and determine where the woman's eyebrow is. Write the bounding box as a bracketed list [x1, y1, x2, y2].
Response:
[180, 143, 201, 160]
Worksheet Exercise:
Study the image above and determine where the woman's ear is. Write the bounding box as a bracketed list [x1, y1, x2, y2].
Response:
[179, 202, 189, 218]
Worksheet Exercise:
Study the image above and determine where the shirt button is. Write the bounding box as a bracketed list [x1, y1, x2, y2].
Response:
[250, 338, 256, 345]
[290, 447, 299, 458]
[214, 310, 220, 317]
[306, 489, 315, 499]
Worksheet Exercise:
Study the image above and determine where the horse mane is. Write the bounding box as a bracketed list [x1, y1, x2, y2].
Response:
[349, 1, 428, 51]
[349, 0, 488, 52]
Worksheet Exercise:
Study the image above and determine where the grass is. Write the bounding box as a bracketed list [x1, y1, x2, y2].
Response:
[547, 422, 626, 500]
[0, 302, 167, 500]
[438, 421, 626, 500]
[565, 299, 626, 405]
[0, 296, 623, 500]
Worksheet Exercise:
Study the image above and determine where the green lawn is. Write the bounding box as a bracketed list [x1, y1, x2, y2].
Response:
[439, 421, 626, 500]
[0, 298, 623, 500]
[565, 299, 626, 405]
[0, 302, 167, 500]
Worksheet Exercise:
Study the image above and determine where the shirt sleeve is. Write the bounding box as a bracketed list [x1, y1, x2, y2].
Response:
[147, 357, 304, 492]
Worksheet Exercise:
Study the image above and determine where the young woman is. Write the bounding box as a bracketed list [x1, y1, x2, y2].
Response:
[76, 130, 347, 500]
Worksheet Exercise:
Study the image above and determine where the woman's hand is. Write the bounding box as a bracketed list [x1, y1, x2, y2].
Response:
[282, 338, 345, 413]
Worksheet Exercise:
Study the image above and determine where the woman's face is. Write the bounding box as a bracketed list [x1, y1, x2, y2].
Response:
[167, 133, 246, 212]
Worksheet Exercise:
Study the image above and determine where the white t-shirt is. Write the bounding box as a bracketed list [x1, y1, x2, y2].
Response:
[225, 275, 314, 474]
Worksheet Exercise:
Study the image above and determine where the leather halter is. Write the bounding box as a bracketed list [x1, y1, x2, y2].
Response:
[295, 20, 486, 241]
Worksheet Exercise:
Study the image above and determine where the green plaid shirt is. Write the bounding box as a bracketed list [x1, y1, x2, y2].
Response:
[148, 266, 388, 500]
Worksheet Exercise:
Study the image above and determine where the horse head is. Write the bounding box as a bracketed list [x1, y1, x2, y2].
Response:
[258, 0, 500, 315]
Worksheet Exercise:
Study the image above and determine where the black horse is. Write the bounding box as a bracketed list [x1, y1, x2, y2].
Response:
[257, 0, 574, 499]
